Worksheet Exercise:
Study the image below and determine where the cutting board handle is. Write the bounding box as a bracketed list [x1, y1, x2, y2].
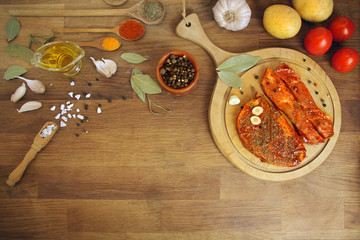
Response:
[176, 13, 233, 66]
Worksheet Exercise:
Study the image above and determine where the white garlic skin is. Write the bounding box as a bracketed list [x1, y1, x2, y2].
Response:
[212, 0, 252, 31]
[11, 83, 27, 103]
[90, 57, 117, 78]
[102, 58, 117, 75]
[16, 76, 46, 94]
[17, 101, 42, 113]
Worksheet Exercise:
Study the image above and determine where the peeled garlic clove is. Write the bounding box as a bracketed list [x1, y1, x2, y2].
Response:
[252, 106, 264, 116]
[229, 95, 241, 105]
[11, 83, 27, 103]
[250, 116, 261, 125]
[102, 58, 117, 76]
[16, 76, 46, 94]
[17, 101, 42, 113]
[90, 57, 112, 78]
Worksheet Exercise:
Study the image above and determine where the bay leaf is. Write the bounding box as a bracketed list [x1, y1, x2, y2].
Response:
[131, 73, 162, 94]
[216, 54, 261, 73]
[17, 46, 35, 63]
[121, 53, 148, 64]
[5, 44, 34, 63]
[131, 69, 146, 102]
[5, 44, 20, 56]
[131, 68, 143, 75]
[217, 71, 243, 88]
[6, 18, 20, 42]
[3, 66, 27, 80]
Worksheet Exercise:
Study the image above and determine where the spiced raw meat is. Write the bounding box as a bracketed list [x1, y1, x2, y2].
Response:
[159, 54, 195, 89]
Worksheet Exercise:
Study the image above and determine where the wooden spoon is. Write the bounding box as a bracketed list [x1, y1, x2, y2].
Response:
[73, 37, 121, 51]
[103, 0, 128, 7]
[104, 0, 127, 7]
[53, 19, 145, 41]
[6, 121, 58, 187]
[8, 0, 166, 25]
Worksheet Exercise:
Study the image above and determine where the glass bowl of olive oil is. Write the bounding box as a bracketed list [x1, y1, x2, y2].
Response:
[32, 41, 85, 76]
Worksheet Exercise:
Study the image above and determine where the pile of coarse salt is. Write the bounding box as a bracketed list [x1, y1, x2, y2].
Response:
[51, 101, 84, 127]
[50, 79, 102, 128]
[40, 124, 57, 138]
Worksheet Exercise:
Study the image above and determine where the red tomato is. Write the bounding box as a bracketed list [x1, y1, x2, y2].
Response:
[331, 48, 359, 73]
[304, 27, 333, 56]
[329, 16, 355, 42]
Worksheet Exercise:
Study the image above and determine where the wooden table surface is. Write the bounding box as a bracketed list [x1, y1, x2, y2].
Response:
[0, 0, 359, 239]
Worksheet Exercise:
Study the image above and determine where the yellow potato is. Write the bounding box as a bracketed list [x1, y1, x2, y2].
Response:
[263, 5, 302, 39]
[292, 0, 333, 22]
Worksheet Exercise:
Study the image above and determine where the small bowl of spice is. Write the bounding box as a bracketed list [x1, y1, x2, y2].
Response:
[156, 50, 199, 96]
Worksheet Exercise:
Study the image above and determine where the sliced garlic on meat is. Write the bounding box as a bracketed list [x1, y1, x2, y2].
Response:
[252, 106, 263, 116]
[229, 95, 241, 105]
[250, 116, 261, 125]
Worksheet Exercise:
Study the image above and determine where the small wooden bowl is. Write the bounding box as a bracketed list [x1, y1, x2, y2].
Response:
[156, 50, 200, 96]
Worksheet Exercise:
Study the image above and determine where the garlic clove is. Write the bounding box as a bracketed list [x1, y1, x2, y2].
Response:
[250, 116, 261, 125]
[90, 57, 112, 78]
[11, 83, 27, 103]
[229, 95, 241, 105]
[17, 101, 42, 113]
[252, 106, 264, 116]
[102, 58, 117, 76]
[16, 76, 46, 94]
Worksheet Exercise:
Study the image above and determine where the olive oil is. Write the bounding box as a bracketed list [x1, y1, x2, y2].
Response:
[32, 41, 85, 76]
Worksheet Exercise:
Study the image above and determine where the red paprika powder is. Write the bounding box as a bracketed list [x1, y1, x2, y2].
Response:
[118, 19, 145, 41]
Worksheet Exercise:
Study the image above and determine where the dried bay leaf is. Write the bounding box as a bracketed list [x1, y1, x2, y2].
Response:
[3, 66, 27, 80]
[217, 71, 243, 88]
[5, 44, 34, 63]
[130, 69, 169, 115]
[6, 18, 20, 42]
[121, 53, 148, 64]
[18, 46, 35, 64]
[131, 68, 143, 75]
[5, 44, 20, 56]
[216, 54, 261, 73]
[131, 73, 162, 94]
[131, 69, 146, 102]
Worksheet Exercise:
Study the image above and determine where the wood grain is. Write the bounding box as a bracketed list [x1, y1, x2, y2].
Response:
[0, 0, 359, 239]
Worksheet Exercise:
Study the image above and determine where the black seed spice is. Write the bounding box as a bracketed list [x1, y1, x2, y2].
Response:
[160, 54, 195, 89]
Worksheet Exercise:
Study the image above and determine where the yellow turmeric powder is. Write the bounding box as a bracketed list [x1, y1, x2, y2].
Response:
[102, 37, 121, 51]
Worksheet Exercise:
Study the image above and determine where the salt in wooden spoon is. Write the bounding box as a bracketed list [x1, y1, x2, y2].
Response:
[8, 0, 166, 25]
[53, 19, 145, 41]
[6, 121, 58, 187]
[73, 37, 121, 51]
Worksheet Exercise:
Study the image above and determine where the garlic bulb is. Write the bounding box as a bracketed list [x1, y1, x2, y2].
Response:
[17, 101, 42, 113]
[212, 0, 251, 31]
[16, 76, 46, 94]
[11, 83, 27, 103]
[90, 57, 117, 78]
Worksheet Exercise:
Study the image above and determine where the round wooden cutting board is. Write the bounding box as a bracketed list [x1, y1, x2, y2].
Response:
[176, 14, 341, 181]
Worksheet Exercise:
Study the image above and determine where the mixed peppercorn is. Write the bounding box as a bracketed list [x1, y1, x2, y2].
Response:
[159, 54, 195, 89]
